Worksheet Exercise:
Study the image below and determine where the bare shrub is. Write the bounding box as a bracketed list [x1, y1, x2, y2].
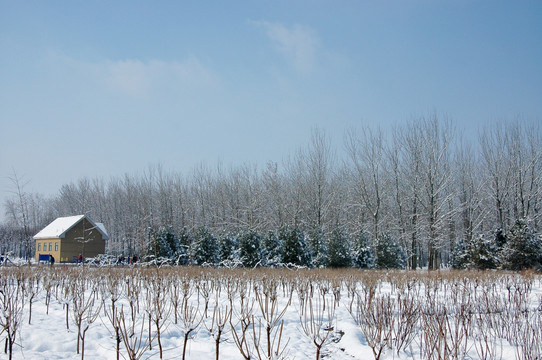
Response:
[100, 268, 124, 360]
[299, 282, 337, 360]
[230, 287, 256, 360]
[177, 282, 204, 360]
[144, 272, 171, 359]
[21, 267, 41, 325]
[353, 293, 393, 360]
[206, 291, 232, 360]
[252, 277, 291, 359]
[0, 269, 25, 360]
[391, 290, 420, 353]
[116, 304, 154, 360]
[70, 272, 102, 359]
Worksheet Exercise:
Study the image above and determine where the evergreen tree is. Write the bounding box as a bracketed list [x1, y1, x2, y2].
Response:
[374, 234, 405, 269]
[450, 238, 469, 269]
[147, 226, 178, 259]
[351, 231, 375, 269]
[279, 226, 311, 266]
[218, 232, 238, 263]
[307, 228, 328, 268]
[494, 229, 507, 249]
[466, 234, 499, 270]
[501, 219, 542, 270]
[261, 230, 282, 267]
[177, 227, 193, 265]
[147, 226, 159, 258]
[326, 226, 351, 268]
[238, 229, 262, 267]
[192, 226, 219, 265]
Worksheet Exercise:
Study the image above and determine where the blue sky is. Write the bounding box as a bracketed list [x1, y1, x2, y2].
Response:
[1, 1, 542, 214]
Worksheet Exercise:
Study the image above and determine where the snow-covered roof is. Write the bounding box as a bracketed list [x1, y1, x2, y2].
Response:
[33, 215, 109, 241]
[95, 222, 109, 239]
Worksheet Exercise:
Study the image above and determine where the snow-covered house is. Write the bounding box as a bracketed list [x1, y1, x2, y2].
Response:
[33, 215, 108, 263]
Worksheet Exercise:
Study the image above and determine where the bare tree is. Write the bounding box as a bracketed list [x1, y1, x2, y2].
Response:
[5, 171, 32, 261]
[418, 115, 455, 269]
[394, 121, 424, 269]
[262, 161, 287, 229]
[506, 120, 542, 225]
[345, 125, 386, 241]
[302, 127, 335, 232]
[386, 130, 411, 267]
[479, 122, 513, 232]
[455, 137, 486, 243]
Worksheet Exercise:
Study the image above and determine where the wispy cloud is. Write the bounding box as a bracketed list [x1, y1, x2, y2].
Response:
[104, 58, 217, 98]
[49, 53, 217, 99]
[251, 20, 320, 73]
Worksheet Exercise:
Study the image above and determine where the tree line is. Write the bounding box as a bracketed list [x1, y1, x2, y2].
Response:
[3, 115, 541, 269]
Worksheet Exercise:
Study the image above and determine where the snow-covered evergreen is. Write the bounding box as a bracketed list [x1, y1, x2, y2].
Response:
[148, 226, 179, 259]
[218, 232, 238, 264]
[261, 230, 282, 266]
[307, 228, 328, 267]
[192, 227, 219, 265]
[238, 229, 261, 267]
[466, 234, 500, 270]
[374, 234, 405, 269]
[176, 227, 193, 265]
[450, 238, 469, 269]
[351, 231, 374, 269]
[501, 219, 542, 270]
[326, 226, 351, 268]
[279, 226, 311, 266]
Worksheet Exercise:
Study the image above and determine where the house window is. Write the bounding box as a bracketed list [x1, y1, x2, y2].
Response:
[49, 242, 52, 251]
[55, 242, 58, 251]
[38, 243, 41, 251]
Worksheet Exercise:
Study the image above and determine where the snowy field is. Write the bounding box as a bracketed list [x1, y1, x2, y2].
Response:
[1, 265, 541, 360]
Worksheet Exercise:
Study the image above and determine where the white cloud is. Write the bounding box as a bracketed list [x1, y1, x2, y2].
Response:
[105, 59, 150, 98]
[252, 20, 320, 73]
[105, 58, 217, 98]
[48, 52, 217, 99]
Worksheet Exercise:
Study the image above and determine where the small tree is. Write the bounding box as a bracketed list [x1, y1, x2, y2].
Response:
[501, 219, 542, 270]
[261, 231, 282, 267]
[177, 227, 193, 265]
[238, 229, 261, 267]
[450, 238, 469, 269]
[374, 234, 405, 269]
[466, 234, 499, 270]
[308, 228, 328, 268]
[494, 228, 507, 249]
[326, 226, 351, 268]
[218, 232, 238, 264]
[148, 226, 178, 259]
[192, 227, 219, 265]
[351, 231, 374, 269]
[280, 227, 311, 267]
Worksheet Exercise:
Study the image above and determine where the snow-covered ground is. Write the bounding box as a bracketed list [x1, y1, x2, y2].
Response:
[1, 266, 541, 360]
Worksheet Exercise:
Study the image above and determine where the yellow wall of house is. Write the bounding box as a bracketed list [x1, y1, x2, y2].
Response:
[35, 238, 61, 262]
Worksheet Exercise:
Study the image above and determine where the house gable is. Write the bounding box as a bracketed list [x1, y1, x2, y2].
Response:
[34, 215, 108, 262]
